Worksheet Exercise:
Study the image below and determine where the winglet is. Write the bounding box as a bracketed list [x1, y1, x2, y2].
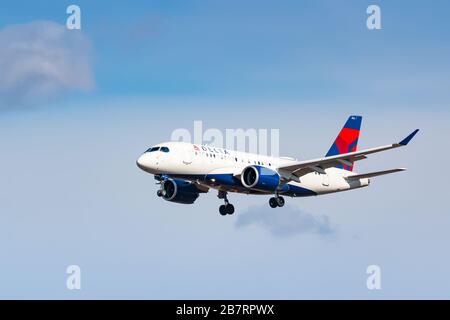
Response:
[399, 129, 419, 146]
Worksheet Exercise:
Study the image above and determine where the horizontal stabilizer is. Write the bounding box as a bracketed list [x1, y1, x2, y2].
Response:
[346, 168, 406, 180]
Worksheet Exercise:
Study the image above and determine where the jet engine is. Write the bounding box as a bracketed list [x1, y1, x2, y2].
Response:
[159, 178, 201, 204]
[240, 165, 280, 192]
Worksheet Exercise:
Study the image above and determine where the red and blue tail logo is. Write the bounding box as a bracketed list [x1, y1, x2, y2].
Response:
[325, 115, 362, 171]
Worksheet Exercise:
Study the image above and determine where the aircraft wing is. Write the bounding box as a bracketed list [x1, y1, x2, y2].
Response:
[277, 129, 419, 179]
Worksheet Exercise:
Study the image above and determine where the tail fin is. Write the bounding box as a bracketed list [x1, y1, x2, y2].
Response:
[325, 115, 362, 171]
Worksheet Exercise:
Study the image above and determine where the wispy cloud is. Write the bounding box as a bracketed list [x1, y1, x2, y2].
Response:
[235, 204, 335, 238]
[0, 20, 94, 109]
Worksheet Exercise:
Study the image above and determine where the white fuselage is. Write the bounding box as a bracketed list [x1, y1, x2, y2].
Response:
[137, 141, 369, 197]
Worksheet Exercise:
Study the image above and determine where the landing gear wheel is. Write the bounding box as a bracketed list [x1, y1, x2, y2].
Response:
[276, 196, 285, 207]
[219, 204, 235, 215]
[226, 204, 235, 215]
[156, 189, 163, 197]
[269, 196, 285, 208]
[218, 191, 235, 216]
[269, 197, 278, 208]
[219, 205, 228, 216]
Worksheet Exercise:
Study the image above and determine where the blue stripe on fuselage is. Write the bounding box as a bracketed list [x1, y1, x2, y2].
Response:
[283, 184, 317, 197]
[164, 173, 317, 197]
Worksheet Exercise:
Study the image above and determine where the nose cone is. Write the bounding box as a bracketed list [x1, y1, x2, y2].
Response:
[136, 153, 149, 171]
[137, 152, 159, 173]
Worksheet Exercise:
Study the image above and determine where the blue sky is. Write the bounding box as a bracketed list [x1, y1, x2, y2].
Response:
[2, 0, 449, 105]
[0, 1, 449, 299]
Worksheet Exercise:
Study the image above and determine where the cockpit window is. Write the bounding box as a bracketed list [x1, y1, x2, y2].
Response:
[145, 146, 169, 153]
[146, 147, 160, 152]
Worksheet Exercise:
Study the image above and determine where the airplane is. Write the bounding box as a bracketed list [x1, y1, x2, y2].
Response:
[136, 116, 419, 216]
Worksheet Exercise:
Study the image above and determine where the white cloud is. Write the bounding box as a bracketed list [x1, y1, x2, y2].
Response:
[0, 21, 94, 109]
[235, 204, 335, 238]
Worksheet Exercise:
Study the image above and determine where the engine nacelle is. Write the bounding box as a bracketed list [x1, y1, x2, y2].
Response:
[241, 165, 280, 192]
[161, 178, 200, 204]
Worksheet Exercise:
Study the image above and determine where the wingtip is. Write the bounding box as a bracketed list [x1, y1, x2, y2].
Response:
[399, 129, 419, 146]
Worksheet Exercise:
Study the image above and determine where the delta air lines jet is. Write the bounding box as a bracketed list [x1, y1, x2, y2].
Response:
[137, 116, 418, 215]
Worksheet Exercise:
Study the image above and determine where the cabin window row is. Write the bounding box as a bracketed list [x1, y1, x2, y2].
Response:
[194, 151, 271, 166]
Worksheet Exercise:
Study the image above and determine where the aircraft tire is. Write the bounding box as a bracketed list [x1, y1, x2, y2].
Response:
[269, 197, 278, 208]
[219, 205, 228, 216]
[276, 196, 285, 207]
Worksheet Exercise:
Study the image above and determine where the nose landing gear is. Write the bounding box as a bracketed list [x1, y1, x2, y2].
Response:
[218, 190, 235, 215]
[269, 196, 285, 208]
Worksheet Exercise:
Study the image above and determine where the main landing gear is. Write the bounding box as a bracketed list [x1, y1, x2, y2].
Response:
[218, 190, 235, 216]
[269, 196, 285, 208]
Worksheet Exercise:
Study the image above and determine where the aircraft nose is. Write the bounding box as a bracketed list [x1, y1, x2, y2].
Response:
[136, 153, 149, 170]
